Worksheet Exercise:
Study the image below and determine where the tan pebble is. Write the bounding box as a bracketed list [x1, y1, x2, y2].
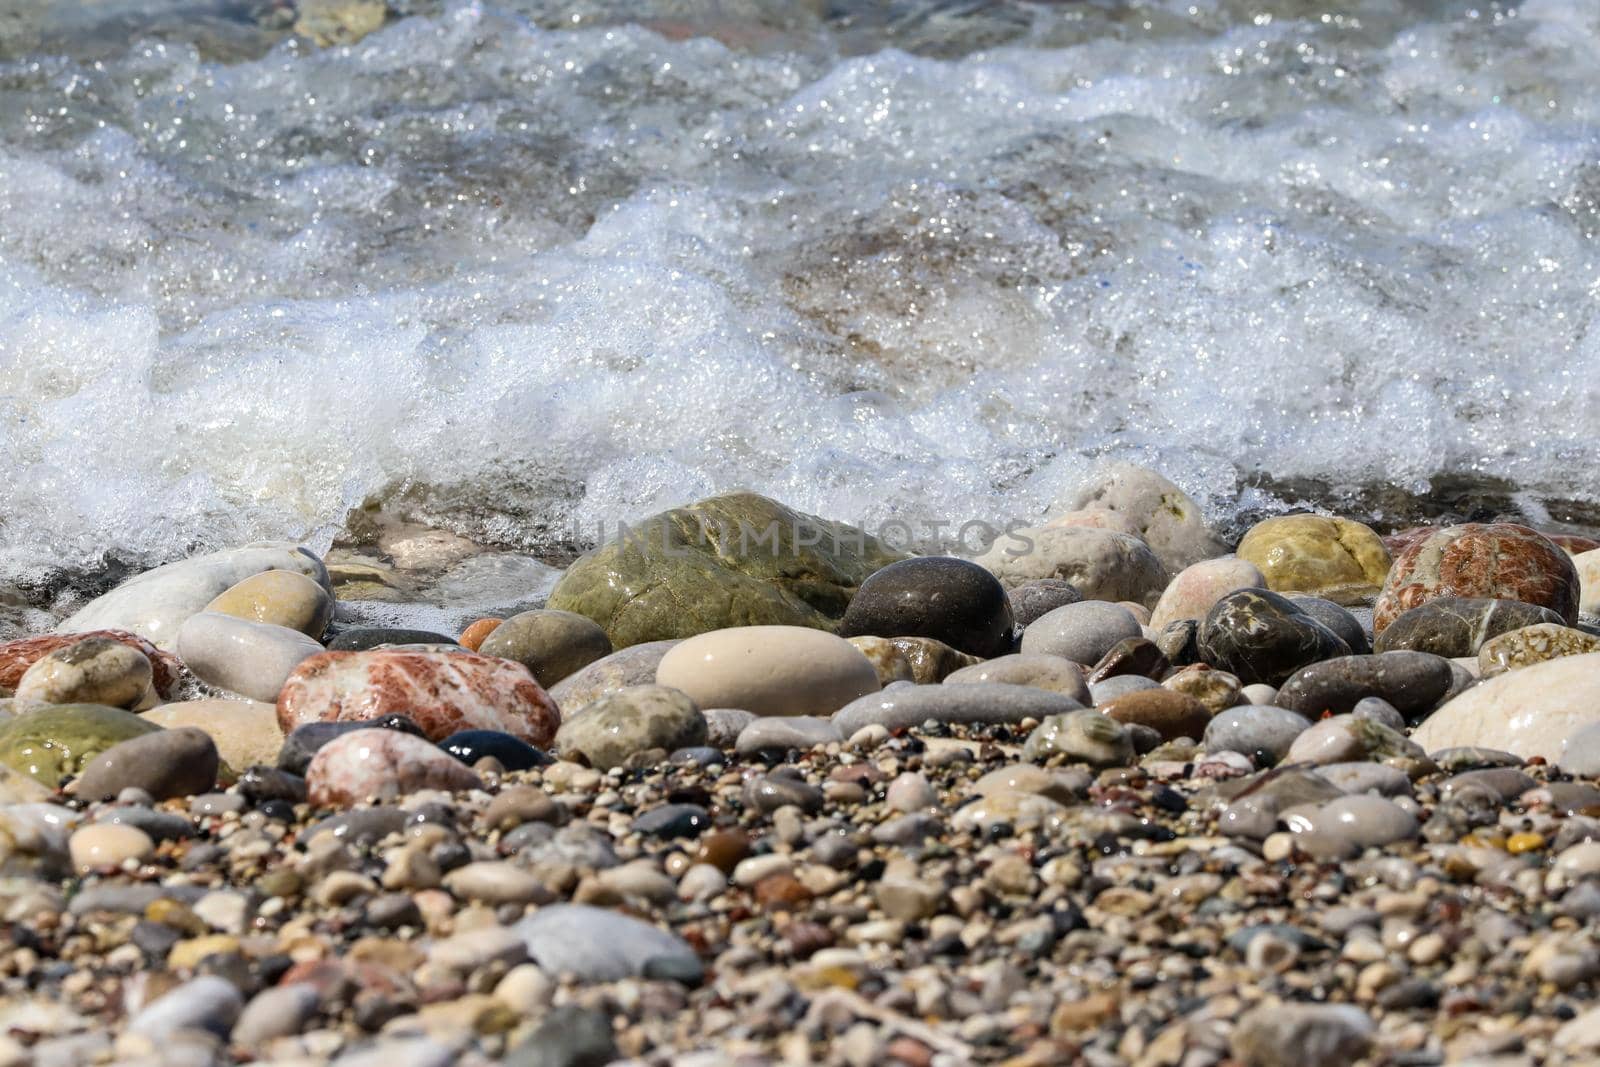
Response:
[168, 934, 241, 971]
[492, 963, 552, 1015]
[313, 871, 377, 907]
[1356, 961, 1399, 1001]
[443, 862, 549, 906]
[732, 854, 792, 887]
[1409, 932, 1448, 965]
[1261, 832, 1297, 863]
[69, 824, 154, 872]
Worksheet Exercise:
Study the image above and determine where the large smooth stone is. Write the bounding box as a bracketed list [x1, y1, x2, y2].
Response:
[1285, 714, 1429, 769]
[1019, 601, 1142, 665]
[1374, 596, 1565, 657]
[1374, 523, 1580, 634]
[1275, 653, 1454, 720]
[839, 556, 1014, 658]
[1477, 623, 1600, 677]
[276, 715, 426, 776]
[943, 654, 1091, 703]
[0, 631, 184, 700]
[73, 727, 219, 801]
[832, 683, 1082, 736]
[554, 685, 706, 770]
[142, 698, 284, 771]
[127, 975, 243, 1041]
[547, 641, 680, 715]
[1412, 652, 1600, 761]
[1232, 1003, 1373, 1067]
[1282, 794, 1419, 859]
[1236, 515, 1391, 606]
[0, 704, 163, 786]
[545, 492, 905, 648]
[57, 542, 329, 649]
[1054, 463, 1225, 571]
[204, 569, 333, 639]
[1149, 557, 1266, 631]
[478, 610, 613, 688]
[1005, 579, 1083, 628]
[1198, 589, 1351, 687]
[1573, 547, 1600, 615]
[1203, 705, 1313, 763]
[15, 636, 152, 710]
[1099, 688, 1210, 742]
[1285, 595, 1371, 655]
[178, 613, 324, 703]
[513, 904, 702, 984]
[305, 728, 482, 806]
[278, 650, 560, 747]
[974, 526, 1168, 608]
[656, 626, 878, 718]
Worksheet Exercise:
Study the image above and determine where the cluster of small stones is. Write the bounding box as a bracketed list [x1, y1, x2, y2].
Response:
[0, 466, 1598, 1067]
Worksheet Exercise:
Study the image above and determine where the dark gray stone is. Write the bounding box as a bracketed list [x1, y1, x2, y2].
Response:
[841, 556, 1014, 658]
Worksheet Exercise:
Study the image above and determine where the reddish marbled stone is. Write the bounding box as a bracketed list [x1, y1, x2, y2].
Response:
[305, 727, 483, 806]
[1373, 523, 1580, 635]
[0, 630, 184, 699]
[1548, 533, 1600, 555]
[278, 649, 559, 746]
[1382, 526, 1438, 558]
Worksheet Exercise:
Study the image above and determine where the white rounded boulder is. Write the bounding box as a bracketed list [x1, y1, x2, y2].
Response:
[1411, 652, 1600, 761]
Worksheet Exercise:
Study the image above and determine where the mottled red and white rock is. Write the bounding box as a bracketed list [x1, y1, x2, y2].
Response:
[305, 728, 482, 806]
[0, 631, 184, 700]
[1373, 523, 1581, 635]
[277, 650, 559, 747]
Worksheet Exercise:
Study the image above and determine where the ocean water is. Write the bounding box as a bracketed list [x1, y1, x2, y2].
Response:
[2, 0, 1598, 602]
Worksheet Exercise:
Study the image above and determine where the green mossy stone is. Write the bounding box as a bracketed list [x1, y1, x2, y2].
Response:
[0, 704, 163, 787]
[546, 492, 908, 648]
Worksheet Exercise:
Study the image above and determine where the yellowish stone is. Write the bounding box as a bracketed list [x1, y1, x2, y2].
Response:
[1236, 514, 1392, 606]
[205, 570, 333, 639]
[141, 698, 284, 771]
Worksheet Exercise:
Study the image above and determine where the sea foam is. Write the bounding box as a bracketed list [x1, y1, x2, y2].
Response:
[1, 0, 1598, 593]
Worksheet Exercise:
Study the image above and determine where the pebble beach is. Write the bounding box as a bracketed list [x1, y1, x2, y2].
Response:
[0, 470, 1597, 1066]
[6, 0, 1600, 1065]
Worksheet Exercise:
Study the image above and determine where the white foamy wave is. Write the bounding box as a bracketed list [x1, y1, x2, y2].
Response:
[2, 0, 1598, 591]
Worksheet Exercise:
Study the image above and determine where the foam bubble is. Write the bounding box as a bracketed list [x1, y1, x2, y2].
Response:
[1, 0, 1597, 595]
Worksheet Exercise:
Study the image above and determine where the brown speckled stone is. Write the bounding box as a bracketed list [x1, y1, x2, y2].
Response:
[1099, 688, 1211, 742]
[278, 649, 559, 747]
[1374, 523, 1580, 635]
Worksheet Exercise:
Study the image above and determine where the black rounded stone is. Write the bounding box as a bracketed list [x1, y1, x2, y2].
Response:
[841, 556, 1015, 658]
[327, 627, 459, 651]
[1275, 651, 1455, 721]
[1005, 578, 1083, 628]
[1287, 595, 1372, 655]
[439, 730, 551, 772]
[1198, 589, 1352, 687]
[1373, 597, 1564, 657]
[631, 803, 711, 839]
